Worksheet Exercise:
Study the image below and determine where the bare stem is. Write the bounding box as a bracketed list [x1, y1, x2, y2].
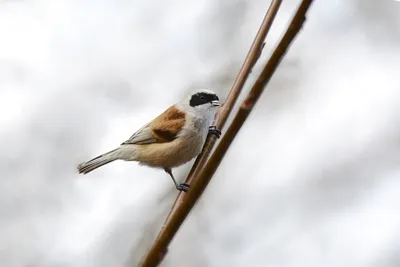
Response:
[160, 0, 283, 243]
[166, 0, 282, 225]
[138, 0, 315, 266]
[183, 0, 283, 187]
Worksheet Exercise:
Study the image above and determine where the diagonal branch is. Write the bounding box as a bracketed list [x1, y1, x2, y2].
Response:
[139, 0, 315, 266]
[183, 0, 315, 201]
[166, 0, 282, 225]
[184, 0, 283, 187]
[159, 0, 283, 251]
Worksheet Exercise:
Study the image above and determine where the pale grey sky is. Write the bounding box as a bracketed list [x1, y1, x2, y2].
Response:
[1, 0, 399, 267]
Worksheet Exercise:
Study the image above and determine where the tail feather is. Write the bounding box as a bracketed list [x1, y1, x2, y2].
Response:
[77, 148, 119, 174]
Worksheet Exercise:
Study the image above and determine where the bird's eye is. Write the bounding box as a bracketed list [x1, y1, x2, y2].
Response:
[200, 96, 205, 100]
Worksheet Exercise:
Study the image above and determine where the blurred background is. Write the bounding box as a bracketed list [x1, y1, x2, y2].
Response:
[1, 0, 400, 266]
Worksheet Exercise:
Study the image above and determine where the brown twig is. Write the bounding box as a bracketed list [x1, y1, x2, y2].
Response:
[186, 0, 315, 197]
[167, 0, 282, 225]
[139, 0, 315, 266]
[139, 2, 282, 265]
[184, 0, 282, 185]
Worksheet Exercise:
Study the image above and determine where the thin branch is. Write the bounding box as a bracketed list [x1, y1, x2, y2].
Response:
[160, 0, 282, 250]
[186, 0, 315, 196]
[184, 0, 283, 187]
[138, 0, 316, 266]
[139, 1, 282, 265]
[157, 3, 283, 238]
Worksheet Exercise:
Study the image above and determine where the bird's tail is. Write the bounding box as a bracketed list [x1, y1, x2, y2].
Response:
[77, 147, 124, 174]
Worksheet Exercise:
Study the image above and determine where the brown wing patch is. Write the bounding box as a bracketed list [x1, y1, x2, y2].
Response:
[152, 129, 178, 142]
[150, 106, 185, 142]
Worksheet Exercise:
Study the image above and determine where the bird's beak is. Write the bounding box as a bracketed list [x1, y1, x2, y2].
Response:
[211, 100, 221, 106]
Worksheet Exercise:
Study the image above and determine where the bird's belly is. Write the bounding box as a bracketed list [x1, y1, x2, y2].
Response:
[134, 134, 204, 169]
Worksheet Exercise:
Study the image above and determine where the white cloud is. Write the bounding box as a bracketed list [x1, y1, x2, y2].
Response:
[1, 0, 399, 267]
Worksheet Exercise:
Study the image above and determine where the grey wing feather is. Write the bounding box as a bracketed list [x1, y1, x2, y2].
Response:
[121, 122, 158, 145]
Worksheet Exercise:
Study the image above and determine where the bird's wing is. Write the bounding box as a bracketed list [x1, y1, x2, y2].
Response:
[121, 106, 186, 145]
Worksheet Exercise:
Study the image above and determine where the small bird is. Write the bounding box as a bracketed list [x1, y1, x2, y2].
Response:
[77, 89, 221, 192]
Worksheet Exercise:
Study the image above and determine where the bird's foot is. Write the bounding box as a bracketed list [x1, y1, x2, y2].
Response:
[176, 183, 190, 192]
[208, 126, 221, 138]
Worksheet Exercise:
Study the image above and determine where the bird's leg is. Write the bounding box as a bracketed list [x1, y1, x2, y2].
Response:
[208, 126, 222, 138]
[164, 168, 190, 192]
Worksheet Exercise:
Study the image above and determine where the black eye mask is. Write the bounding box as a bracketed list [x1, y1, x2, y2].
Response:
[190, 92, 219, 107]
